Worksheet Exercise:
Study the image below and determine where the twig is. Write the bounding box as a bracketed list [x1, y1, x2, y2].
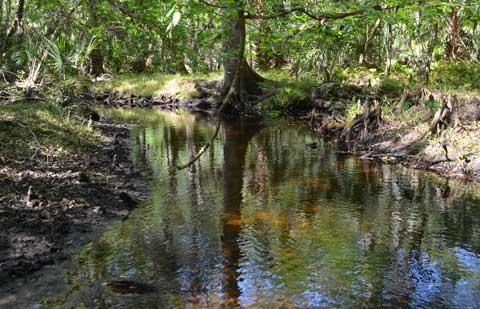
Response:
[17, 122, 42, 160]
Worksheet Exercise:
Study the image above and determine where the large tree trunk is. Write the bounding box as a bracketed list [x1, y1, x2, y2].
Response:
[221, 4, 264, 116]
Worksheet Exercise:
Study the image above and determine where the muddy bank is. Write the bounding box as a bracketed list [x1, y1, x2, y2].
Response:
[92, 83, 218, 115]
[0, 115, 150, 305]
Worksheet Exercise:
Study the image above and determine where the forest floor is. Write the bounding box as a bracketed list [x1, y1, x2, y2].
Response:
[0, 100, 150, 303]
[93, 69, 480, 183]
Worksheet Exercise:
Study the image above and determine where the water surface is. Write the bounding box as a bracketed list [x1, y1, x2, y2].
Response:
[50, 109, 480, 308]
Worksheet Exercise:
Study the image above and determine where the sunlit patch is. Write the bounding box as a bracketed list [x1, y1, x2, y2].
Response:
[224, 212, 241, 226]
[145, 80, 160, 87]
[245, 210, 288, 227]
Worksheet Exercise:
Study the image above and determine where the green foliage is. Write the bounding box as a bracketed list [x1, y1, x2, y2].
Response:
[259, 71, 319, 117]
[2, 0, 480, 98]
[378, 78, 404, 96]
[424, 98, 441, 110]
[338, 67, 405, 96]
[431, 60, 480, 92]
[344, 100, 363, 123]
[402, 99, 414, 110]
[0, 102, 101, 160]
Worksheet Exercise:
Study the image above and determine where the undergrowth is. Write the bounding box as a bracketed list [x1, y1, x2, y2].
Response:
[93, 60, 480, 119]
[430, 60, 480, 92]
[0, 102, 101, 161]
[259, 70, 319, 117]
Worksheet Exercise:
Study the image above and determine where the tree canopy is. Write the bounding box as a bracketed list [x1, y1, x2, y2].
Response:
[1, 0, 479, 97]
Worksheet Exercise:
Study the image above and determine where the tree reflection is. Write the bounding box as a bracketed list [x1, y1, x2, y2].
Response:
[221, 121, 262, 307]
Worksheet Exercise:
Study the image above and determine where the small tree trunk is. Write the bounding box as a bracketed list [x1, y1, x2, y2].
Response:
[359, 18, 381, 68]
[6, 0, 24, 38]
[446, 6, 462, 60]
[419, 24, 438, 87]
[90, 48, 104, 76]
[1, 0, 24, 58]
[88, 0, 104, 76]
[384, 23, 393, 75]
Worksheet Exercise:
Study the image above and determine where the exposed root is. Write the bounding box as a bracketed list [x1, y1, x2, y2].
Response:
[430, 94, 460, 134]
[340, 99, 382, 152]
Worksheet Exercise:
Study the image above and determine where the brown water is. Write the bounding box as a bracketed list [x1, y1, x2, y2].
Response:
[48, 110, 480, 308]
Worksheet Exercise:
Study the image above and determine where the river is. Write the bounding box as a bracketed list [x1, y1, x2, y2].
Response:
[40, 109, 480, 307]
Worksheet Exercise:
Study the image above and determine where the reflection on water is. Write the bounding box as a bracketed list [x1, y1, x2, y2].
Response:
[52, 110, 480, 308]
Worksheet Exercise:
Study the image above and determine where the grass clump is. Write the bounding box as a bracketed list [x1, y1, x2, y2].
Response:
[0, 102, 101, 160]
[94, 72, 222, 99]
[259, 70, 319, 117]
[430, 60, 480, 92]
[338, 67, 406, 96]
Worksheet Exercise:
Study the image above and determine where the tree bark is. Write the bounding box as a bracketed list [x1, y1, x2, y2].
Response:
[0, 0, 22, 59]
[220, 3, 264, 116]
[446, 6, 461, 60]
[90, 48, 104, 76]
[88, 0, 104, 76]
[419, 24, 438, 87]
[6, 0, 24, 38]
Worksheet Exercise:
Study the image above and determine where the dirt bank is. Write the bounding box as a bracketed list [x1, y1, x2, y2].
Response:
[0, 114, 150, 304]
